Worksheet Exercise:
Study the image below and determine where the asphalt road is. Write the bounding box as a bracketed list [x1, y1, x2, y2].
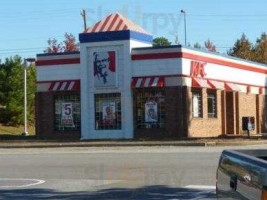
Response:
[0, 145, 266, 200]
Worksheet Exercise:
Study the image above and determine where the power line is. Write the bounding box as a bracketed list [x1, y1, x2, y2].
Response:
[0, 47, 46, 52]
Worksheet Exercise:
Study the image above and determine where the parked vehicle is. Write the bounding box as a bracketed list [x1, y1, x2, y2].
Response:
[216, 149, 267, 199]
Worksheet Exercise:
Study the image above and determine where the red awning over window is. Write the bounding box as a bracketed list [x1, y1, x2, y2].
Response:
[131, 77, 164, 88]
[208, 80, 225, 90]
[225, 82, 241, 92]
[192, 78, 211, 88]
[48, 80, 80, 91]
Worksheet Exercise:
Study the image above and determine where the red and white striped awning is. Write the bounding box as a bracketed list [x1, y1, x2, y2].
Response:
[192, 78, 211, 88]
[84, 13, 149, 35]
[37, 80, 80, 92]
[131, 77, 164, 88]
[208, 80, 225, 90]
[225, 82, 241, 92]
[48, 80, 80, 91]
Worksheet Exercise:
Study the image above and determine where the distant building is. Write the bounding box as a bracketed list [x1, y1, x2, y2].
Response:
[35, 13, 267, 139]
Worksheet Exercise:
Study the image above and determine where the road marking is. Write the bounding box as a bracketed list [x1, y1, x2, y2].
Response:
[0, 178, 45, 189]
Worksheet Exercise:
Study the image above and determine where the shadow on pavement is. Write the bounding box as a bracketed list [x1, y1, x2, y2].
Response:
[0, 185, 216, 200]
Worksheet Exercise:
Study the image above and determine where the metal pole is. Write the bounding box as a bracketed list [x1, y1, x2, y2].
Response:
[181, 10, 187, 46]
[23, 59, 28, 136]
[184, 12, 187, 46]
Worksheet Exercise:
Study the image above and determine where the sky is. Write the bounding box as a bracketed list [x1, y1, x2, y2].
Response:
[0, 0, 266, 61]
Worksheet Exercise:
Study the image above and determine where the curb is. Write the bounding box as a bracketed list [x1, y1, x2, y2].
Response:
[0, 140, 266, 148]
[0, 142, 207, 148]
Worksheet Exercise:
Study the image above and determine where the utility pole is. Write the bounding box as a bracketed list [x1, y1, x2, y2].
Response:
[81, 9, 87, 31]
[181, 10, 187, 46]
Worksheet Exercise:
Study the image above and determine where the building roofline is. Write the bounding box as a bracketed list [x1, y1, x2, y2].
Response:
[181, 45, 267, 68]
[133, 45, 267, 68]
[37, 51, 80, 57]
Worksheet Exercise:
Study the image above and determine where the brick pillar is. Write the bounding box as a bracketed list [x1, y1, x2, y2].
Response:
[258, 94, 266, 133]
[202, 88, 208, 119]
[221, 91, 227, 135]
[35, 92, 54, 138]
[165, 87, 181, 137]
[235, 92, 240, 134]
[226, 92, 237, 134]
[256, 95, 262, 133]
[184, 87, 192, 137]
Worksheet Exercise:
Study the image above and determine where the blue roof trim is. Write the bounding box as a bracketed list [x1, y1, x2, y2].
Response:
[79, 30, 153, 43]
[37, 51, 80, 57]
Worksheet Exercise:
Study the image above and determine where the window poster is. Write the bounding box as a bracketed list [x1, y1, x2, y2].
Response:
[93, 51, 116, 87]
[61, 102, 75, 127]
[102, 102, 116, 126]
[193, 95, 199, 117]
[145, 101, 158, 122]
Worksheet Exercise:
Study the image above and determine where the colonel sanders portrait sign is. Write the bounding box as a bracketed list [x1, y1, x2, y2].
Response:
[93, 51, 116, 87]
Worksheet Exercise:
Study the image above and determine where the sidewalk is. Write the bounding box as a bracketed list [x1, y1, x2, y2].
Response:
[0, 137, 266, 148]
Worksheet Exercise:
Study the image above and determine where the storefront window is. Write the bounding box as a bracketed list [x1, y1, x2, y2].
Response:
[208, 92, 217, 118]
[95, 93, 121, 130]
[135, 89, 166, 129]
[192, 91, 202, 118]
[54, 94, 81, 131]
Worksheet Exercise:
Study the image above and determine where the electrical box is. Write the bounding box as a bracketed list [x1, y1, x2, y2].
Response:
[242, 117, 255, 131]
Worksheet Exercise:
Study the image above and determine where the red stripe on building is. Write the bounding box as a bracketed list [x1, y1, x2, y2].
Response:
[91, 21, 101, 33]
[192, 78, 211, 88]
[247, 86, 251, 93]
[158, 77, 164, 87]
[99, 14, 112, 32]
[123, 25, 128, 30]
[131, 77, 138, 88]
[114, 19, 123, 31]
[107, 14, 119, 31]
[148, 77, 155, 87]
[140, 78, 146, 88]
[132, 52, 267, 74]
[48, 82, 55, 91]
[225, 82, 241, 92]
[72, 81, 80, 91]
[181, 52, 267, 74]
[36, 58, 80, 66]
[208, 80, 224, 90]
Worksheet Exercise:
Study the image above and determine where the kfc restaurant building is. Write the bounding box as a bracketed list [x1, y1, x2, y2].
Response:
[35, 13, 267, 140]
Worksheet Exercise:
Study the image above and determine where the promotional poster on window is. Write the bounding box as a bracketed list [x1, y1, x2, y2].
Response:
[61, 102, 75, 127]
[193, 96, 199, 117]
[93, 51, 116, 87]
[145, 101, 158, 122]
[102, 102, 116, 126]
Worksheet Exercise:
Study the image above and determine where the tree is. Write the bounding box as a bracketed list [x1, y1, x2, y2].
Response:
[204, 39, 216, 52]
[194, 42, 201, 49]
[62, 33, 79, 52]
[45, 38, 62, 53]
[254, 32, 267, 64]
[153, 37, 171, 47]
[0, 56, 36, 126]
[228, 33, 253, 60]
[44, 33, 79, 53]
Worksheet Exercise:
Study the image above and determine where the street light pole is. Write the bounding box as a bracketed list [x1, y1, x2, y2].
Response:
[22, 58, 35, 136]
[181, 10, 187, 46]
[23, 59, 28, 136]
